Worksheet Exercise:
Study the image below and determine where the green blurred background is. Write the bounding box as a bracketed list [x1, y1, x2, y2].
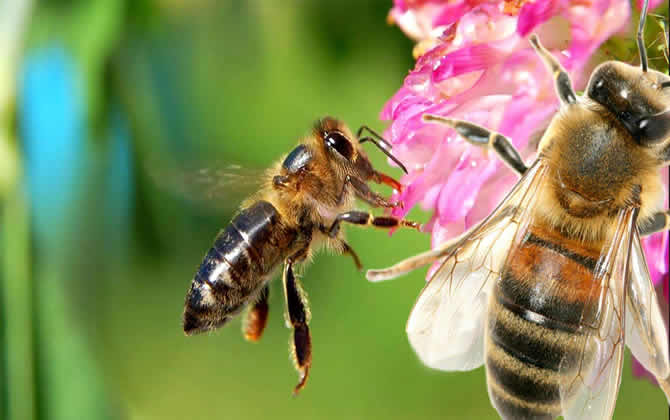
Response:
[0, 1, 667, 419]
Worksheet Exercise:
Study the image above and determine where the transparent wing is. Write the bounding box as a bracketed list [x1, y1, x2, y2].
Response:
[558, 208, 637, 420]
[625, 229, 670, 386]
[146, 161, 264, 211]
[183, 165, 264, 202]
[406, 160, 549, 371]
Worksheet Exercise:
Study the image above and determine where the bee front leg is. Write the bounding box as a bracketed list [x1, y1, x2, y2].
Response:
[243, 285, 270, 342]
[640, 210, 670, 236]
[327, 211, 421, 238]
[337, 175, 401, 208]
[423, 115, 527, 176]
[283, 257, 312, 395]
[528, 34, 577, 105]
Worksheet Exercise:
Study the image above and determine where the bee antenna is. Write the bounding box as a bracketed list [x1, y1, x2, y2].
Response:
[357, 125, 409, 174]
[359, 136, 409, 174]
[356, 125, 393, 150]
[637, 0, 650, 72]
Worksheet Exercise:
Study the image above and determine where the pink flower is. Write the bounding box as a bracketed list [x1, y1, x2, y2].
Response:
[383, 0, 668, 380]
[385, 0, 631, 242]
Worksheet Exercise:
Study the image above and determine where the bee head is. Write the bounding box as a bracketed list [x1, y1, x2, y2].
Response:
[307, 117, 369, 178]
[586, 61, 670, 148]
[278, 118, 366, 181]
[314, 117, 407, 184]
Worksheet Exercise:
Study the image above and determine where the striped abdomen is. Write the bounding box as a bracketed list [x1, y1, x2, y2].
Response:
[183, 200, 296, 334]
[486, 225, 602, 420]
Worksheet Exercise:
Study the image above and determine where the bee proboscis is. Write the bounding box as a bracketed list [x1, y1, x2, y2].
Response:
[182, 117, 419, 394]
[367, 1, 670, 418]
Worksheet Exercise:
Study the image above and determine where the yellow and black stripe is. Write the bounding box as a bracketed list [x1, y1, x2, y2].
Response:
[486, 224, 601, 420]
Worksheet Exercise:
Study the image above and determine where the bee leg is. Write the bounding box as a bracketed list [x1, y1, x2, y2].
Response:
[243, 285, 270, 342]
[338, 175, 401, 208]
[639, 210, 670, 236]
[340, 240, 363, 271]
[327, 211, 421, 238]
[422, 115, 527, 176]
[283, 257, 312, 395]
[318, 225, 364, 270]
[366, 226, 469, 282]
[528, 34, 577, 105]
[366, 247, 444, 282]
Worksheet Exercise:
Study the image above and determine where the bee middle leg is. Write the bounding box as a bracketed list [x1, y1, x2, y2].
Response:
[422, 115, 527, 176]
[283, 255, 312, 395]
[327, 211, 421, 238]
[640, 210, 670, 236]
[318, 225, 364, 271]
[366, 223, 472, 282]
[366, 247, 446, 282]
[339, 240, 363, 271]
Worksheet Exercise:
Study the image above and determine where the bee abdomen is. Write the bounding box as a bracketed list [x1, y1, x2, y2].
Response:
[486, 227, 599, 420]
[486, 292, 577, 420]
[183, 200, 296, 334]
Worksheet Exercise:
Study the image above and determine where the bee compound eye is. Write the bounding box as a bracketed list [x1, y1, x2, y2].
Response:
[637, 111, 670, 145]
[325, 131, 354, 160]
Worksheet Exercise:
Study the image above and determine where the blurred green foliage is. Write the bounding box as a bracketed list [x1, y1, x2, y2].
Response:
[2, 1, 668, 419]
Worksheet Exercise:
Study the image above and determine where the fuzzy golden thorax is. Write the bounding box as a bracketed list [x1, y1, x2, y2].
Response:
[536, 98, 665, 242]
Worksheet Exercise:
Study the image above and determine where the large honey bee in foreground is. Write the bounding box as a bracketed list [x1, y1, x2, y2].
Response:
[368, 3, 670, 418]
[182, 117, 418, 394]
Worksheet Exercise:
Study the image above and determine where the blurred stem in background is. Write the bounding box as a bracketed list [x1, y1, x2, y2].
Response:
[1, 1, 35, 419]
[4, 0, 130, 419]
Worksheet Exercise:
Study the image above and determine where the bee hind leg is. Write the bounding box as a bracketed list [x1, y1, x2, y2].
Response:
[243, 285, 270, 342]
[422, 115, 527, 176]
[528, 34, 577, 105]
[640, 210, 670, 236]
[283, 257, 312, 395]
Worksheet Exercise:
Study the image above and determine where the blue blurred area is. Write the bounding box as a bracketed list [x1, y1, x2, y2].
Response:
[21, 46, 84, 244]
[18, 43, 120, 420]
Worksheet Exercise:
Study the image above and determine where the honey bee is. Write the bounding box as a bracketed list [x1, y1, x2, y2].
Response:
[182, 117, 419, 394]
[367, 2, 670, 418]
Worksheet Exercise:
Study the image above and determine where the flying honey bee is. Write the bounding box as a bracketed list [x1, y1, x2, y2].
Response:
[367, 2, 670, 418]
[182, 117, 419, 394]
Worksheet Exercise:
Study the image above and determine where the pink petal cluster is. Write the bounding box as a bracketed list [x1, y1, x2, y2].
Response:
[384, 0, 668, 380]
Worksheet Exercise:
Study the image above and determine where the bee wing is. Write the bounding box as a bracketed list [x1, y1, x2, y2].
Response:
[406, 160, 549, 371]
[147, 162, 264, 211]
[557, 207, 637, 420]
[625, 229, 670, 383]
